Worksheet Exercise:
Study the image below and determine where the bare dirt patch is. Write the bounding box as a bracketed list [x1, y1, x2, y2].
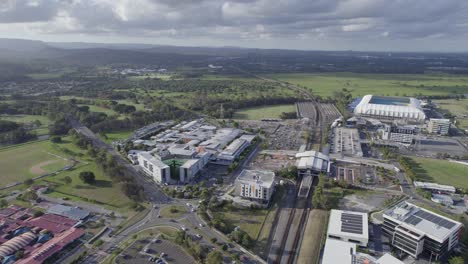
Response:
[29, 160, 60, 175]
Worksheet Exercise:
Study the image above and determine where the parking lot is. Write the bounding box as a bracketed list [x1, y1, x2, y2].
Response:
[407, 136, 468, 158]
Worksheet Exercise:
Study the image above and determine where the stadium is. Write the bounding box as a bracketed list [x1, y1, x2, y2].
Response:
[353, 95, 426, 122]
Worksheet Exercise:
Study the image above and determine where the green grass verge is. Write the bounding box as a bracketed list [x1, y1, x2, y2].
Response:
[159, 205, 188, 219]
[233, 104, 295, 120]
[411, 157, 468, 190]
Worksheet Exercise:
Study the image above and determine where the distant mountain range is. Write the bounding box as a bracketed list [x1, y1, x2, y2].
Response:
[1, 38, 467, 75]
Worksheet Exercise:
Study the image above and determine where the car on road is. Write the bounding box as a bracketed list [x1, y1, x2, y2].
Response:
[199, 223, 204, 227]
[195, 234, 202, 239]
[181, 226, 187, 231]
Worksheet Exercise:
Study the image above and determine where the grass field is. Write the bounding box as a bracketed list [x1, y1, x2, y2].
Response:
[0, 136, 135, 212]
[78, 104, 118, 116]
[101, 130, 133, 144]
[265, 73, 468, 97]
[216, 208, 269, 240]
[0, 140, 72, 184]
[159, 205, 188, 218]
[233, 104, 295, 120]
[412, 157, 468, 190]
[297, 210, 328, 264]
[127, 73, 174, 81]
[434, 99, 468, 130]
[0, 114, 51, 135]
[45, 162, 134, 211]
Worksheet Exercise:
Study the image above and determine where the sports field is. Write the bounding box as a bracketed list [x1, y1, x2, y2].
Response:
[412, 157, 468, 190]
[0, 140, 72, 184]
[297, 209, 328, 264]
[265, 73, 468, 97]
[233, 104, 295, 120]
[0, 137, 134, 211]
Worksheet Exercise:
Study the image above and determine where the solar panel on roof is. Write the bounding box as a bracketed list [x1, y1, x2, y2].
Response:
[405, 215, 422, 226]
[413, 210, 456, 229]
[341, 213, 363, 235]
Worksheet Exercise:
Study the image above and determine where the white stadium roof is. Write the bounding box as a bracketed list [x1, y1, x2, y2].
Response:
[354, 95, 426, 121]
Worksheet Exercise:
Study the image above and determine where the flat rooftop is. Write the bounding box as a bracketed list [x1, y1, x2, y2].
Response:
[236, 169, 275, 188]
[139, 152, 169, 169]
[322, 239, 355, 264]
[384, 201, 462, 242]
[327, 209, 369, 242]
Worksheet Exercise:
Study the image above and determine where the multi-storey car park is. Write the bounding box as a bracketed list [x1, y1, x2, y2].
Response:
[382, 201, 462, 261]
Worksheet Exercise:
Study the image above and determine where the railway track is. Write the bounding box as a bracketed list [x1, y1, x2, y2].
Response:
[232, 67, 328, 264]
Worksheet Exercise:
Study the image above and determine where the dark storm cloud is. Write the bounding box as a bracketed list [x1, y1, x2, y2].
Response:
[0, 0, 467, 45]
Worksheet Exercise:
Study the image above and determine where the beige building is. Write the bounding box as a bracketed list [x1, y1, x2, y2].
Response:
[235, 170, 275, 203]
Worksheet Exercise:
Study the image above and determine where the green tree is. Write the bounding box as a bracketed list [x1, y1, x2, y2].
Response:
[449, 256, 465, 264]
[79, 171, 95, 184]
[23, 178, 33, 186]
[206, 250, 223, 264]
[175, 230, 186, 245]
[0, 199, 8, 208]
[22, 191, 38, 201]
[64, 176, 72, 185]
[50, 136, 62, 143]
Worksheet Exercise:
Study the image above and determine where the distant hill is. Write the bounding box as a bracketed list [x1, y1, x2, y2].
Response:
[0, 38, 49, 52]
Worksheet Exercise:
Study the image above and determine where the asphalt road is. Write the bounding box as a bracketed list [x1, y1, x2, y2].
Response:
[68, 117, 170, 204]
[67, 118, 265, 264]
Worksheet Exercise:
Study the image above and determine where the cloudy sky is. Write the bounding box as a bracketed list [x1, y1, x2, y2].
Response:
[0, 0, 467, 51]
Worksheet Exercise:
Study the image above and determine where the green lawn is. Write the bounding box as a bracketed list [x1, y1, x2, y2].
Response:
[0, 140, 72, 184]
[159, 205, 188, 218]
[412, 157, 468, 190]
[78, 104, 118, 116]
[101, 130, 133, 144]
[213, 207, 269, 240]
[128, 73, 173, 81]
[0, 136, 134, 212]
[434, 99, 468, 130]
[45, 162, 134, 211]
[0, 114, 51, 135]
[26, 73, 65, 80]
[233, 104, 295, 120]
[265, 73, 468, 97]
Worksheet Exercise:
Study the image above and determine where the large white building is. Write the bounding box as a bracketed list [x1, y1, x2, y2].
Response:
[216, 138, 250, 165]
[428, 118, 450, 135]
[354, 95, 426, 123]
[382, 201, 462, 260]
[235, 170, 275, 203]
[179, 159, 202, 182]
[322, 239, 403, 264]
[137, 152, 170, 183]
[327, 209, 369, 247]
